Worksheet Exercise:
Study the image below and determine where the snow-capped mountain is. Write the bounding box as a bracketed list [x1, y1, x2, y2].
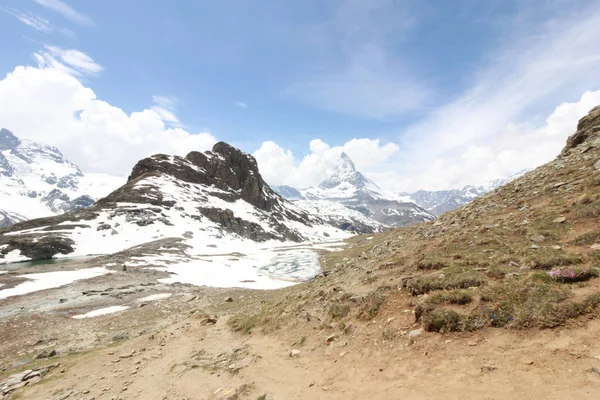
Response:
[0, 128, 124, 227]
[274, 152, 435, 227]
[0, 142, 363, 263]
[406, 170, 529, 216]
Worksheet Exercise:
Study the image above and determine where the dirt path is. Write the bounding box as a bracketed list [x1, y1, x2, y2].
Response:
[17, 311, 600, 400]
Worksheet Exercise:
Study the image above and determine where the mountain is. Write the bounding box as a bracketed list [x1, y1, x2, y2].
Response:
[274, 153, 529, 221]
[274, 152, 435, 227]
[0, 142, 363, 262]
[0, 129, 124, 227]
[407, 170, 529, 216]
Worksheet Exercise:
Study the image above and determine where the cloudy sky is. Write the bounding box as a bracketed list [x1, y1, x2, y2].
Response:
[1, 0, 599, 191]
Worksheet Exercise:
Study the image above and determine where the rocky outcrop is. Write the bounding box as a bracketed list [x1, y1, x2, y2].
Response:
[0, 235, 75, 261]
[563, 105, 600, 153]
[128, 142, 278, 211]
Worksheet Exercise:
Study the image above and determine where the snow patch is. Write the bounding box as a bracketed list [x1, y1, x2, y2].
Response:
[72, 305, 130, 319]
[136, 293, 173, 302]
[0, 250, 29, 264]
[0, 267, 110, 300]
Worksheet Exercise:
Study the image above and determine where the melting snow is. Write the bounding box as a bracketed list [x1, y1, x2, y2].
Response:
[72, 305, 130, 319]
[0, 250, 29, 264]
[136, 293, 172, 302]
[0, 267, 111, 300]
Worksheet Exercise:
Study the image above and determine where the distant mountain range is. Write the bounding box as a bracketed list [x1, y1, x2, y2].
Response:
[0, 129, 124, 227]
[273, 153, 527, 225]
[0, 127, 525, 237]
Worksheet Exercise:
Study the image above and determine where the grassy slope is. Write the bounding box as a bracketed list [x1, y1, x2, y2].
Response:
[230, 106, 600, 336]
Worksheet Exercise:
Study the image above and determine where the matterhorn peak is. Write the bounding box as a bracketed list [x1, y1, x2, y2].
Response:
[319, 152, 379, 190]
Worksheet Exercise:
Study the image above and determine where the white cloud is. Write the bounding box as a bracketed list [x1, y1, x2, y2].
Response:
[33, 45, 102, 76]
[1, 7, 54, 32]
[371, 90, 600, 192]
[151, 95, 184, 127]
[254, 138, 399, 188]
[34, 0, 93, 26]
[0, 65, 216, 176]
[236, 101, 248, 109]
[374, 2, 600, 191]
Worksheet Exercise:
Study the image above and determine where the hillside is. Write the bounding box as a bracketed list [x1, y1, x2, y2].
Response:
[233, 105, 600, 335]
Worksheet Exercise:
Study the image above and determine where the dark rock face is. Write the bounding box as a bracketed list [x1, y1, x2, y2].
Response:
[563, 105, 600, 153]
[57, 174, 80, 190]
[67, 195, 95, 211]
[41, 189, 71, 213]
[128, 142, 278, 211]
[0, 235, 75, 261]
[0, 128, 20, 150]
[0, 153, 14, 177]
[198, 207, 302, 242]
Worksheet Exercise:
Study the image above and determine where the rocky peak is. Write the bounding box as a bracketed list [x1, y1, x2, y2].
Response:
[0, 128, 21, 150]
[127, 142, 279, 212]
[319, 152, 378, 190]
[563, 105, 600, 153]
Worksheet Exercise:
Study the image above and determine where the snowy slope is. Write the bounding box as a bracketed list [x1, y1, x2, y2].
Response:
[274, 152, 434, 227]
[0, 142, 355, 264]
[0, 128, 124, 227]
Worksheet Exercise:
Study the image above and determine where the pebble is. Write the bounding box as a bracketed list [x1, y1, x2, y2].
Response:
[553, 217, 566, 223]
[408, 329, 422, 344]
[290, 349, 301, 357]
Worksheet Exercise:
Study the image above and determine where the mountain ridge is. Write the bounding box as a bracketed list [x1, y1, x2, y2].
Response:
[0, 128, 124, 227]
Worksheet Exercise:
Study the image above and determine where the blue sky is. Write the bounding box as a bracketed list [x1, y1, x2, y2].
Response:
[1, 0, 600, 190]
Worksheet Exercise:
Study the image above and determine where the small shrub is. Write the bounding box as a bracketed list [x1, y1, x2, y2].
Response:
[523, 251, 582, 270]
[329, 303, 351, 319]
[358, 289, 387, 320]
[572, 231, 600, 246]
[422, 309, 464, 332]
[429, 289, 473, 305]
[405, 267, 486, 295]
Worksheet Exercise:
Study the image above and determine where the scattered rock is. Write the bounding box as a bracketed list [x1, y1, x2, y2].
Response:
[326, 334, 338, 344]
[590, 244, 600, 250]
[553, 217, 566, 223]
[343, 322, 354, 334]
[481, 365, 497, 372]
[530, 235, 545, 243]
[112, 333, 129, 341]
[550, 245, 562, 250]
[290, 349, 301, 357]
[408, 329, 422, 344]
[224, 297, 233, 303]
[35, 349, 56, 359]
[198, 314, 218, 325]
[530, 244, 540, 249]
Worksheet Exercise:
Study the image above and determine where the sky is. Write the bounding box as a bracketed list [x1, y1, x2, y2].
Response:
[0, 0, 599, 191]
